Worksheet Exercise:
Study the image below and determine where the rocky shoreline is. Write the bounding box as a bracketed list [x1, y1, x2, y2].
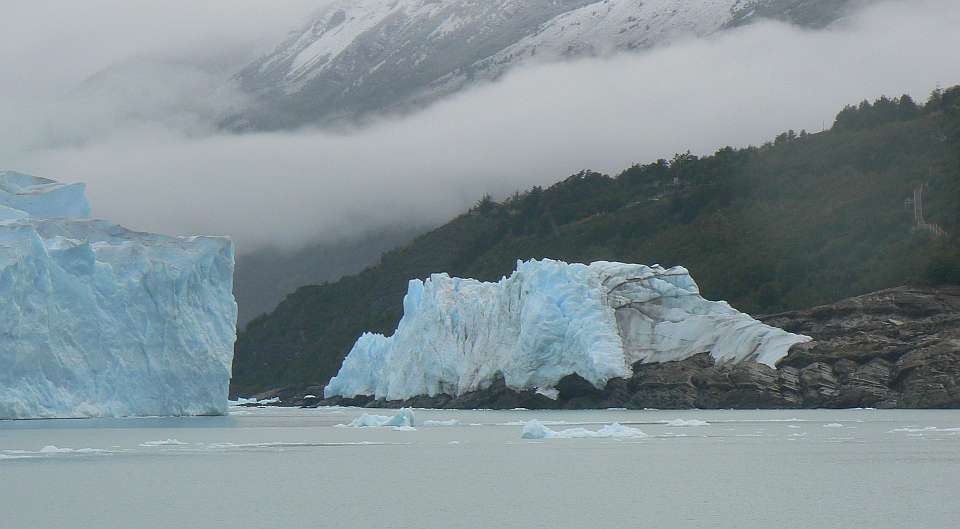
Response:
[251, 285, 960, 410]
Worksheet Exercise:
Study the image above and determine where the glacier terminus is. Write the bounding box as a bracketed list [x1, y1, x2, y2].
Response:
[0, 171, 237, 419]
[326, 259, 811, 401]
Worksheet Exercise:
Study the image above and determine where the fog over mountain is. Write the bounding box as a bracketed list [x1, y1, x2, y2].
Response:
[232, 0, 859, 129]
[2, 0, 958, 251]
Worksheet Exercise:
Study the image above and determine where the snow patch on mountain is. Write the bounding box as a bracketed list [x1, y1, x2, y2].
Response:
[236, 0, 833, 128]
[469, 0, 741, 79]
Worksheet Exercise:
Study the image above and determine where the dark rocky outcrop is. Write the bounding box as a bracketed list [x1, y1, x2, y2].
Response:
[765, 285, 960, 408]
[282, 286, 960, 410]
[321, 375, 563, 411]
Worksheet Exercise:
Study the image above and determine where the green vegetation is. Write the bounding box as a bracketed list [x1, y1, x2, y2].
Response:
[232, 87, 960, 395]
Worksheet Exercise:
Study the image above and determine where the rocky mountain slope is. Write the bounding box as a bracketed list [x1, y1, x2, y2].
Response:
[231, 0, 860, 129]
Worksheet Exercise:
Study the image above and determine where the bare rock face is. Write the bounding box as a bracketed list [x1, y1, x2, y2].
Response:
[765, 286, 960, 408]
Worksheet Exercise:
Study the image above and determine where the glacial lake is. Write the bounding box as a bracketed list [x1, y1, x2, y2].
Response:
[2, 407, 959, 529]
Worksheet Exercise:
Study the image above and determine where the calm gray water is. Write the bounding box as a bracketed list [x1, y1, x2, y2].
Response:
[2, 407, 959, 529]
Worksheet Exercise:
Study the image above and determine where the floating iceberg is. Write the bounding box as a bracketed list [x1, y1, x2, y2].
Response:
[229, 397, 280, 406]
[325, 259, 810, 401]
[140, 439, 190, 447]
[0, 171, 237, 419]
[340, 409, 416, 429]
[521, 420, 647, 440]
[663, 419, 710, 427]
[423, 419, 460, 427]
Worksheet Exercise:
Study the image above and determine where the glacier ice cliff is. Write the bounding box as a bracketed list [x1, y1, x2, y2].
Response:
[0, 171, 237, 419]
[325, 259, 811, 401]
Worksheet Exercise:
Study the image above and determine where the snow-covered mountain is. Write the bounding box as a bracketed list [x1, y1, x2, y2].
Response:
[325, 259, 810, 401]
[0, 171, 237, 419]
[233, 0, 858, 129]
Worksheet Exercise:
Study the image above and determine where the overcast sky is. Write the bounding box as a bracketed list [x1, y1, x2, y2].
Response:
[3, 0, 959, 251]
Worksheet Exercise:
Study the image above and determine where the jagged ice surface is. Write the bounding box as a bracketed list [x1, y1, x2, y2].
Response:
[0, 171, 236, 419]
[0, 171, 91, 219]
[326, 259, 810, 401]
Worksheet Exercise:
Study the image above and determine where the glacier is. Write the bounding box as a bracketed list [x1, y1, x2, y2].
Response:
[325, 259, 811, 401]
[0, 171, 237, 420]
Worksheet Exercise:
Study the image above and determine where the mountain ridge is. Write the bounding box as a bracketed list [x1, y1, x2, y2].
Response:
[230, 0, 861, 130]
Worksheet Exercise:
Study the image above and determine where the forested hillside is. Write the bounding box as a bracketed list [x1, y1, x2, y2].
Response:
[234, 226, 425, 326]
[232, 87, 960, 395]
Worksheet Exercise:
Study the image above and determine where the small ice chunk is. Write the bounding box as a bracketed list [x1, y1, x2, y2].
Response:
[344, 414, 392, 427]
[823, 423, 844, 428]
[140, 439, 189, 447]
[889, 426, 960, 433]
[521, 420, 552, 439]
[230, 396, 281, 406]
[663, 419, 710, 427]
[384, 408, 416, 427]
[423, 419, 460, 426]
[36, 446, 108, 454]
[521, 420, 647, 439]
[342, 408, 416, 428]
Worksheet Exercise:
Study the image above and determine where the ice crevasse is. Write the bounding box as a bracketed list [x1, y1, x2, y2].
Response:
[0, 171, 237, 419]
[326, 259, 811, 401]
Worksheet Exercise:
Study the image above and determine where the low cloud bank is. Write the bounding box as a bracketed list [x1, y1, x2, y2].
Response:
[4, 0, 959, 250]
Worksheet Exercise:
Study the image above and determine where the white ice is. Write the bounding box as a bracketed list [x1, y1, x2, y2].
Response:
[229, 397, 281, 406]
[340, 408, 416, 428]
[326, 259, 810, 401]
[889, 426, 960, 433]
[0, 171, 236, 420]
[140, 439, 190, 447]
[3, 446, 110, 455]
[0, 171, 91, 219]
[423, 419, 460, 427]
[663, 419, 710, 427]
[521, 420, 648, 439]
